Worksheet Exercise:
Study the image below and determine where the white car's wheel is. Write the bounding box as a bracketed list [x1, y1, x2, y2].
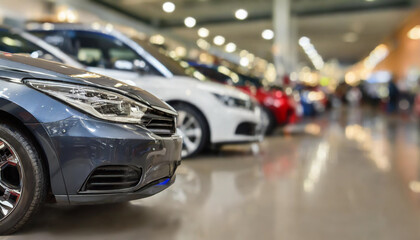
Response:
[173, 104, 208, 158]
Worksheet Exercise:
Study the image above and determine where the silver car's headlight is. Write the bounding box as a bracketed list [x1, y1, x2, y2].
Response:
[213, 93, 254, 111]
[26, 80, 149, 124]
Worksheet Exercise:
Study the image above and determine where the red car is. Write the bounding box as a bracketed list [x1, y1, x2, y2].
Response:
[191, 64, 298, 134]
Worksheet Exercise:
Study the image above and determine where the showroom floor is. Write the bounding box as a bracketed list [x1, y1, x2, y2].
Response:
[6, 107, 420, 240]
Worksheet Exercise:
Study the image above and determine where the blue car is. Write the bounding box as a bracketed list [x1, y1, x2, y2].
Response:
[0, 53, 182, 233]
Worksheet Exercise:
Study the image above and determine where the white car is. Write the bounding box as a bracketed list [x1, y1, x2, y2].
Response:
[29, 24, 265, 157]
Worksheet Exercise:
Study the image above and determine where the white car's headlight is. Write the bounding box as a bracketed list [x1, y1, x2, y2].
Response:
[26, 80, 149, 124]
[213, 93, 254, 111]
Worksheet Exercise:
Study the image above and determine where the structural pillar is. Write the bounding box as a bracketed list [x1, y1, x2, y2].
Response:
[273, 0, 295, 85]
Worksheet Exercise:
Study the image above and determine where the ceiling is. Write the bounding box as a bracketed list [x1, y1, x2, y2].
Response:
[94, 0, 414, 65]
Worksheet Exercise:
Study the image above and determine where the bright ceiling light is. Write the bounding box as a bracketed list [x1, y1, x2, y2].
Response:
[240, 57, 250, 67]
[225, 42, 237, 53]
[408, 25, 420, 40]
[235, 9, 248, 20]
[262, 29, 274, 40]
[184, 17, 196, 28]
[162, 2, 175, 13]
[213, 35, 225, 46]
[198, 27, 209, 38]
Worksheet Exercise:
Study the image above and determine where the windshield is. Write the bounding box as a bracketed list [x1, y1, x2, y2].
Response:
[193, 64, 264, 88]
[0, 29, 61, 62]
[131, 38, 200, 77]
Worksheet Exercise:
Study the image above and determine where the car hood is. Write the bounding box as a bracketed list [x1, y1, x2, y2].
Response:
[171, 75, 251, 101]
[0, 54, 176, 115]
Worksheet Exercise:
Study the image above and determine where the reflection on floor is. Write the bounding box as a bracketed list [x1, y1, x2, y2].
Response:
[13, 108, 420, 239]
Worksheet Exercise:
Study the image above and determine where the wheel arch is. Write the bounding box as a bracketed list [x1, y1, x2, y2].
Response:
[166, 100, 211, 144]
[0, 110, 52, 193]
[0, 103, 68, 200]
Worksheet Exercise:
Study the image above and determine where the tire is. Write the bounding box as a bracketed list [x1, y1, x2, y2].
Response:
[262, 107, 277, 135]
[172, 103, 209, 158]
[0, 123, 46, 234]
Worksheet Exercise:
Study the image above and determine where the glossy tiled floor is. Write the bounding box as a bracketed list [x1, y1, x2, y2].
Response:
[7, 107, 420, 240]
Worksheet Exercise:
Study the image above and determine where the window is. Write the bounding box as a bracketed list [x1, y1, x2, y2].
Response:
[0, 29, 62, 62]
[33, 30, 160, 75]
[194, 66, 231, 84]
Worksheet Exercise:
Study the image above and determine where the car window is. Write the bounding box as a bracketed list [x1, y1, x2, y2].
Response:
[34, 30, 160, 75]
[0, 29, 62, 62]
[194, 66, 230, 84]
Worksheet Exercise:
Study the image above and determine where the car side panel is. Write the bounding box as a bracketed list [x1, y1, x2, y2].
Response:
[0, 80, 85, 198]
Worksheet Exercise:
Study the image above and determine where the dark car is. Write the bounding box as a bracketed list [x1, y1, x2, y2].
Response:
[0, 53, 182, 233]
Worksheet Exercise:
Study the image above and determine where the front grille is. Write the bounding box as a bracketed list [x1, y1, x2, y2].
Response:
[235, 122, 257, 136]
[141, 108, 176, 136]
[82, 166, 141, 192]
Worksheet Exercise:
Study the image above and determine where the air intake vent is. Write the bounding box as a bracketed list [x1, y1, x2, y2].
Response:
[235, 122, 257, 136]
[83, 166, 141, 192]
[141, 108, 176, 136]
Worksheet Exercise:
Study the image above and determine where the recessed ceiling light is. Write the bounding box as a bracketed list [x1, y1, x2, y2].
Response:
[184, 17, 196, 28]
[198, 27, 209, 38]
[365, 0, 375, 2]
[262, 29, 274, 40]
[162, 2, 175, 13]
[225, 42, 237, 53]
[213, 35, 225, 46]
[235, 9, 248, 20]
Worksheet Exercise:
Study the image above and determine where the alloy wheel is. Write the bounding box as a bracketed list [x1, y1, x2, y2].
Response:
[0, 139, 23, 220]
[176, 110, 203, 158]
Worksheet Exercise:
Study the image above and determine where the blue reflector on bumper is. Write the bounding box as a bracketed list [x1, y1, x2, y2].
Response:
[156, 178, 170, 186]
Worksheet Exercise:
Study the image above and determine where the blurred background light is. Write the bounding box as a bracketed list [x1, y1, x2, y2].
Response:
[408, 25, 420, 40]
[162, 2, 175, 13]
[150, 34, 165, 45]
[240, 57, 250, 67]
[235, 9, 248, 20]
[184, 17, 196, 28]
[262, 29, 274, 40]
[213, 35, 225, 46]
[196, 38, 210, 50]
[225, 42, 237, 53]
[198, 27, 209, 38]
